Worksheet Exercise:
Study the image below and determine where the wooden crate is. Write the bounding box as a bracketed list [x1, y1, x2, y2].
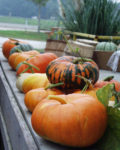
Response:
[45, 39, 66, 57]
[93, 51, 120, 72]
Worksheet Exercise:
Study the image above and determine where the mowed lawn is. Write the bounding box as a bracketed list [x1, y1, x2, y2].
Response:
[0, 16, 60, 30]
[0, 30, 48, 41]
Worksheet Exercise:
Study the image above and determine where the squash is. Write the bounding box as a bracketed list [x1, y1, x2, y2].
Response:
[16, 53, 58, 76]
[96, 42, 117, 51]
[16, 73, 33, 92]
[24, 87, 63, 112]
[31, 94, 107, 147]
[16, 73, 50, 93]
[10, 43, 33, 55]
[2, 38, 24, 59]
[46, 56, 99, 90]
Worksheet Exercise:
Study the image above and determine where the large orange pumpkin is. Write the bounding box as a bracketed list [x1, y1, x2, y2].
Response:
[31, 94, 107, 147]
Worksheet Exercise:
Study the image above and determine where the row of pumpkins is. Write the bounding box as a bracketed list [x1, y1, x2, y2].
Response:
[2, 38, 120, 148]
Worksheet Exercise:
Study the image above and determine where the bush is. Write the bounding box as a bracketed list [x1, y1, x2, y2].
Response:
[61, 0, 120, 36]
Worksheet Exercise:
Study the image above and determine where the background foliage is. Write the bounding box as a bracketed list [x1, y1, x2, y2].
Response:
[61, 0, 120, 35]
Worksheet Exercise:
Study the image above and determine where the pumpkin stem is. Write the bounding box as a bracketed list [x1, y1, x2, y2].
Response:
[47, 95, 67, 104]
[75, 75, 93, 92]
[16, 61, 40, 74]
[45, 82, 64, 90]
[9, 38, 20, 45]
[72, 57, 92, 64]
[103, 76, 114, 81]
[15, 49, 23, 53]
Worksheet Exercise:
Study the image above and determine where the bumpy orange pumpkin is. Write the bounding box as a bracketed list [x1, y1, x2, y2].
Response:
[24, 88, 63, 112]
[31, 94, 107, 147]
[46, 56, 99, 90]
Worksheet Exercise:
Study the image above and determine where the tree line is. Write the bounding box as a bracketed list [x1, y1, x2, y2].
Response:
[0, 0, 59, 19]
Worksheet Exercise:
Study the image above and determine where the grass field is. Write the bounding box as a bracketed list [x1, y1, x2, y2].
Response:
[0, 30, 48, 41]
[0, 16, 61, 30]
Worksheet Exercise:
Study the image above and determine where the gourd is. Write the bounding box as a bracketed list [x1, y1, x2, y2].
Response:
[46, 56, 99, 90]
[16, 73, 50, 93]
[10, 43, 33, 55]
[31, 94, 107, 147]
[96, 42, 117, 51]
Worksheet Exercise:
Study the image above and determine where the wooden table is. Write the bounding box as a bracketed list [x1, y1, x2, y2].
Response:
[1, 51, 119, 150]
[0, 52, 98, 150]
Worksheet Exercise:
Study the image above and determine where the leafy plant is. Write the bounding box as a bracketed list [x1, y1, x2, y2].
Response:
[61, 0, 120, 36]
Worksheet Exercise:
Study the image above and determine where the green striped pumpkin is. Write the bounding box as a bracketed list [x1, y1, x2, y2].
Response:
[46, 56, 99, 90]
[10, 43, 33, 55]
[96, 42, 117, 51]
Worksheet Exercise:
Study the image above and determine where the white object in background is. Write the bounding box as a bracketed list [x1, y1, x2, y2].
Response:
[107, 51, 120, 72]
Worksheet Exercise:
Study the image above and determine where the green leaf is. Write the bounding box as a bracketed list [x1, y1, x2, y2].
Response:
[96, 107, 120, 150]
[96, 83, 115, 107]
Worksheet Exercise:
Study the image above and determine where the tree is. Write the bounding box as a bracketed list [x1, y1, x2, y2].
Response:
[28, 0, 49, 32]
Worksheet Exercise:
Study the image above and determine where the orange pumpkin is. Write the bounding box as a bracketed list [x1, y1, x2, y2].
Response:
[16, 53, 58, 75]
[8, 50, 39, 70]
[24, 88, 63, 112]
[2, 38, 24, 59]
[94, 80, 120, 92]
[31, 94, 107, 147]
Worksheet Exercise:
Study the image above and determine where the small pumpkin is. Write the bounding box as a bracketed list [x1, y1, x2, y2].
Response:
[24, 87, 63, 112]
[10, 43, 33, 55]
[8, 50, 39, 70]
[46, 56, 99, 90]
[31, 94, 107, 147]
[96, 42, 117, 51]
[16, 73, 50, 93]
[2, 38, 24, 59]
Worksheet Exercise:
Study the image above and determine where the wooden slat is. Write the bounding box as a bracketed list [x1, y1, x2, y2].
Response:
[0, 64, 38, 150]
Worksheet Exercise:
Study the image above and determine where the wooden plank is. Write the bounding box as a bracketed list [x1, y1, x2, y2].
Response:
[0, 108, 12, 150]
[0, 64, 38, 150]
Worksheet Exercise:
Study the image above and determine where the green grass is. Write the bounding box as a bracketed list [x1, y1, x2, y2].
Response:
[0, 30, 48, 41]
[0, 16, 60, 30]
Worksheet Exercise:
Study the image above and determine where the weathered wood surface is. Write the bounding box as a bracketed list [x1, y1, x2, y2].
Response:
[0, 54, 96, 150]
[0, 63, 38, 150]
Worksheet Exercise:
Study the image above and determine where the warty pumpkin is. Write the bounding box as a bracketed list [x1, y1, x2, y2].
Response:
[46, 56, 99, 90]
[31, 93, 107, 147]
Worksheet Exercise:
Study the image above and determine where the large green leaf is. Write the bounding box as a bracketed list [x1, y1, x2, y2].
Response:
[95, 84, 120, 150]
